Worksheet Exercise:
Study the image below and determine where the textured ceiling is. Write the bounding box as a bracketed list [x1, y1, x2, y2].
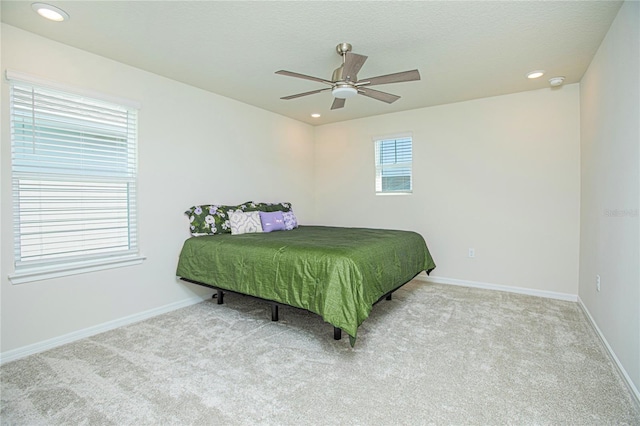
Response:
[1, 1, 623, 125]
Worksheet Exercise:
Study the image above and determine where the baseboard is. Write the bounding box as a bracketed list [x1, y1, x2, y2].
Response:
[416, 273, 578, 302]
[578, 297, 640, 407]
[0, 294, 210, 366]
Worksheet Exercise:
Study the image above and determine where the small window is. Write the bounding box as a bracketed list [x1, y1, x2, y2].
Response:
[8, 73, 143, 283]
[374, 135, 413, 194]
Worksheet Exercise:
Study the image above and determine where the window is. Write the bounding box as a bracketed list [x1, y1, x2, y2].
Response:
[374, 135, 413, 194]
[8, 72, 143, 283]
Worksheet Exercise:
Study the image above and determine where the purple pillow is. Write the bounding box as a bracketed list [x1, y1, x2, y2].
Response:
[259, 211, 286, 233]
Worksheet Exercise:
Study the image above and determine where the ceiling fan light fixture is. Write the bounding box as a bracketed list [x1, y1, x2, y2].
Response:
[332, 85, 358, 99]
[31, 3, 69, 21]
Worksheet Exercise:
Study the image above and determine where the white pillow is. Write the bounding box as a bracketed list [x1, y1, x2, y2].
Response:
[228, 210, 263, 235]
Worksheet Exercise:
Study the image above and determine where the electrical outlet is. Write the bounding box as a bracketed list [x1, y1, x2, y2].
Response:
[596, 274, 601, 292]
[468, 248, 475, 258]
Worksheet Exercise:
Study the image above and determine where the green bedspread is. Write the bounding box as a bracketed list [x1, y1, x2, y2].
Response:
[176, 226, 435, 340]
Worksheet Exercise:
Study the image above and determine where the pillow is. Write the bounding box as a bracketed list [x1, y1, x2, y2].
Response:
[245, 201, 292, 213]
[185, 202, 293, 236]
[233, 202, 255, 212]
[239, 201, 262, 212]
[282, 210, 298, 231]
[259, 211, 286, 233]
[229, 211, 263, 235]
[185, 204, 235, 236]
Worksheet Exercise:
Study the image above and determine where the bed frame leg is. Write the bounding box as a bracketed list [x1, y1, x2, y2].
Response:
[271, 304, 279, 321]
[386, 293, 392, 301]
[216, 289, 224, 305]
[334, 327, 342, 340]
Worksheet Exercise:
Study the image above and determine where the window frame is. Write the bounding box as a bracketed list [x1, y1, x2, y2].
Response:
[373, 133, 413, 195]
[6, 70, 145, 284]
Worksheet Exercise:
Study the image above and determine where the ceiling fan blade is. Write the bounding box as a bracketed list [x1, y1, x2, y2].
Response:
[358, 88, 401, 104]
[356, 69, 421, 87]
[281, 87, 331, 100]
[331, 98, 346, 110]
[342, 53, 368, 82]
[275, 70, 333, 85]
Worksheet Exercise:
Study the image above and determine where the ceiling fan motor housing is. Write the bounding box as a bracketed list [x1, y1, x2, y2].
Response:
[332, 65, 353, 83]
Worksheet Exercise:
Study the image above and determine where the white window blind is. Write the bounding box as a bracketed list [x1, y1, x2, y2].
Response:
[374, 136, 413, 194]
[9, 76, 141, 281]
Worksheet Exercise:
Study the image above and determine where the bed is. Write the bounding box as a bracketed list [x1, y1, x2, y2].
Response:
[176, 225, 435, 344]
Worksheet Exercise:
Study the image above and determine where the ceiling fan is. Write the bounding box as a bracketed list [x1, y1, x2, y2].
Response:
[275, 42, 421, 110]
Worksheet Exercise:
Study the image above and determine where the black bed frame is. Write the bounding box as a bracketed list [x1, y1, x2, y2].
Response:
[180, 275, 417, 341]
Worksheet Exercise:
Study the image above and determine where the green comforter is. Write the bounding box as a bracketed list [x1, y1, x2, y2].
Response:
[176, 226, 435, 340]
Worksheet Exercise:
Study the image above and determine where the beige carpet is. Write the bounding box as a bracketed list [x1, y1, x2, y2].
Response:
[1, 281, 639, 425]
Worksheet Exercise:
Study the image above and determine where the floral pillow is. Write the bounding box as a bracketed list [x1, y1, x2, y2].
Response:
[242, 201, 292, 213]
[283, 210, 298, 231]
[185, 204, 235, 236]
[233, 201, 259, 212]
[229, 211, 263, 235]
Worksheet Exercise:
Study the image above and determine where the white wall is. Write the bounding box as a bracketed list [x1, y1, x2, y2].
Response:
[0, 24, 315, 354]
[314, 86, 581, 296]
[579, 1, 639, 394]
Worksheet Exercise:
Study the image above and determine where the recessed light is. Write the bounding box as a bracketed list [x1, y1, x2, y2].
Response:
[527, 70, 545, 79]
[32, 3, 69, 22]
[310, 113, 321, 118]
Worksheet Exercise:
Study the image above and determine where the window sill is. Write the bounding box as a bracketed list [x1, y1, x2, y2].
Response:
[8, 254, 147, 285]
[376, 192, 413, 196]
